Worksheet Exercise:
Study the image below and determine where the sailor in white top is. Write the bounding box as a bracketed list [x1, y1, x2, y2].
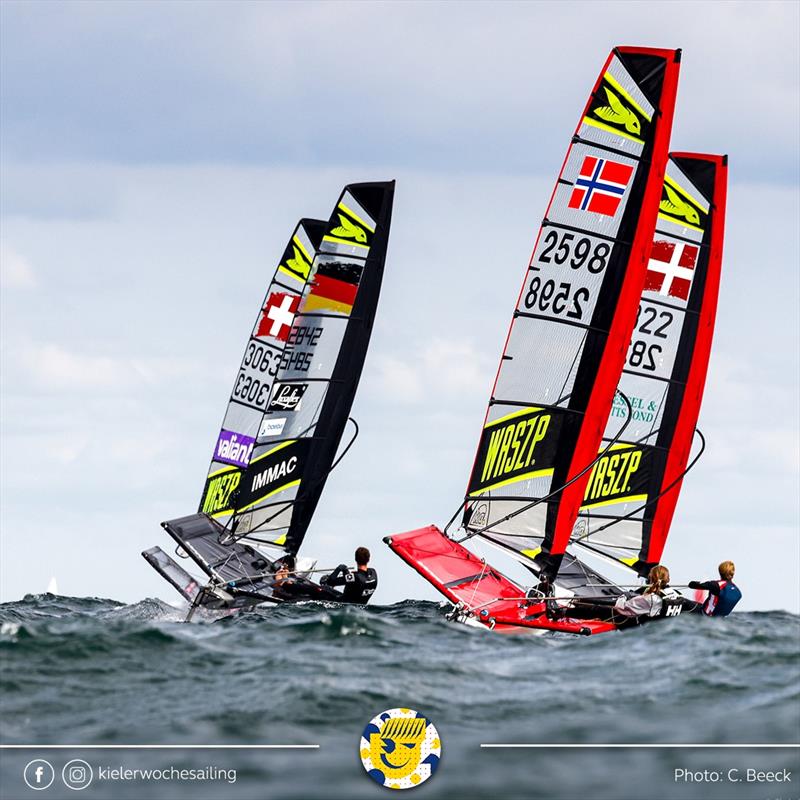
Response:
[613, 564, 677, 619]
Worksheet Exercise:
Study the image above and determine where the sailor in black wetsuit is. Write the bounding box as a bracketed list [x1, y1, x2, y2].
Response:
[688, 560, 742, 617]
[320, 547, 377, 605]
[271, 555, 305, 600]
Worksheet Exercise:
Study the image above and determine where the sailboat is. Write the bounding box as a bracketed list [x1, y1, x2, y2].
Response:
[144, 181, 395, 611]
[386, 48, 727, 634]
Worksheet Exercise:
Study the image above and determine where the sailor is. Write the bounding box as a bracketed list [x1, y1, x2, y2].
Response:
[612, 564, 678, 620]
[273, 555, 295, 585]
[688, 560, 742, 617]
[271, 554, 319, 601]
[561, 564, 681, 624]
[320, 547, 377, 605]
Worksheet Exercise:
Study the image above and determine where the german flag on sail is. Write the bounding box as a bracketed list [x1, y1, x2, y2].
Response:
[302, 261, 363, 315]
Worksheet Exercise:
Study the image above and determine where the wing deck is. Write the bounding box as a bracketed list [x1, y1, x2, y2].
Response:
[385, 526, 615, 634]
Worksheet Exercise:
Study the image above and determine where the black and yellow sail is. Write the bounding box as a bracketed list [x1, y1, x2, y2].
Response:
[144, 182, 395, 607]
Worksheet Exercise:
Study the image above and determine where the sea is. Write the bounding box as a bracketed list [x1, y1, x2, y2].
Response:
[1, 594, 798, 800]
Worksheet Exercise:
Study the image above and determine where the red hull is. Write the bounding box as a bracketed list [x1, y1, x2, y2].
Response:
[385, 526, 616, 636]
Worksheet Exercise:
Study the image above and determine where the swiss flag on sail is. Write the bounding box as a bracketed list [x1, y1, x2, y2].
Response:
[568, 155, 634, 216]
[644, 240, 698, 301]
[256, 292, 300, 341]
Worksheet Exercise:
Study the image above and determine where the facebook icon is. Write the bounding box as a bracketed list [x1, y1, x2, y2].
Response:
[23, 759, 55, 790]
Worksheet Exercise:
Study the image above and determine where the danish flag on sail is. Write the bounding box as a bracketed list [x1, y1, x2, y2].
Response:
[569, 156, 634, 216]
[644, 240, 698, 300]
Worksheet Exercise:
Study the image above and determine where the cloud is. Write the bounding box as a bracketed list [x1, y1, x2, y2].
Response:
[1, 2, 797, 182]
[10, 341, 202, 393]
[0, 243, 37, 288]
[27, 343, 131, 389]
[375, 355, 423, 403]
[375, 337, 494, 406]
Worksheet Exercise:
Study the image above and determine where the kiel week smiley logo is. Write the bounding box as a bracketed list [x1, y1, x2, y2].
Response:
[360, 708, 441, 789]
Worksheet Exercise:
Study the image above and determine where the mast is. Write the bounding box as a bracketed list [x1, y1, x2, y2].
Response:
[228, 181, 396, 554]
[462, 47, 682, 584]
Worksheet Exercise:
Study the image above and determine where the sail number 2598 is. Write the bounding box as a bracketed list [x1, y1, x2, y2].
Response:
[524, 277, 588, 319]
[538, 230, 610, 273]
[523, 231, 611, 320]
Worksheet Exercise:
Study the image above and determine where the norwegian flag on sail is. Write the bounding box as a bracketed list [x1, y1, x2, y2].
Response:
[568, 155, 634, 216]
[644, 240, 699, 301]
[256, 292, 300, 341]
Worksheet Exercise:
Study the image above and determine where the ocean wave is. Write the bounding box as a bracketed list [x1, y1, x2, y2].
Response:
[1, 594, 797, 753]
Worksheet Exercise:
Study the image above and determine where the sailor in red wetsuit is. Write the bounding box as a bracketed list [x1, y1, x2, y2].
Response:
[688, 560, 742, 617]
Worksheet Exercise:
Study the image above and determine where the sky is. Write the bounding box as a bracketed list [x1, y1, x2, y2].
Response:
[1, 0, 798, 612]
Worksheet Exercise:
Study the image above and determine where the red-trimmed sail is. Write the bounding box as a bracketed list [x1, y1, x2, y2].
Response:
[644, 154, 728, 564]
[568, 154, 727, 574]
[461, 47, 682, 584]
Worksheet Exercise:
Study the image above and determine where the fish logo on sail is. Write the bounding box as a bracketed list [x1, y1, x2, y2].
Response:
[283, 244, 311, 281]
[594, 87, 640, 135]
[331, 213, 367, 243]
[584, 73, 651, 143]
[644, 240, 698, 301]
[360, 708, 441, 789]
[659, 183, 704, 228]
[277, 232, 315, 284]
[323, 202, 375, 250]
[568, 156, 634, 217]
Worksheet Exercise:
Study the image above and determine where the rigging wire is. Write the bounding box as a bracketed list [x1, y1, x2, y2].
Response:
[452, 389, 635, 543]
[573, 428, 706, 547]
[441, 392, 576, 536]
[329, 417, 360, 473]
[218, 417, 360, 547]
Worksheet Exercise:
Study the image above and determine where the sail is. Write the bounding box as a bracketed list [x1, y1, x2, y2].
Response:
[198, 218, 326, 525]
[571, 153, 728, 575]
[212, 181, 395, 554]
[461, 47, 682, 583]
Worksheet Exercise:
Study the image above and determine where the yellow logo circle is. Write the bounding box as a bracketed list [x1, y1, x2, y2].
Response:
[360, 708, 441, 789]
